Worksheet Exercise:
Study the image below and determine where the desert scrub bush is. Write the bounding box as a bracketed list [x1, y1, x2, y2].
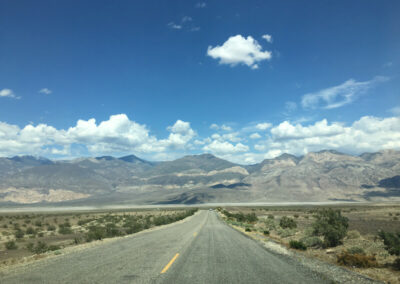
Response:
[14, 229, 24, 239]
[279, 216, 297, 229]
[347, 246, 365, 255]
[267, 214, 274, 219]
[337, 251, 377, 268]
[263, 230, 270, 235]
[264, 219, 276, 230]
[346, 230, 361, 239]
[32, 241, 48, 254]
[299, 236, 323, 248]
[245, 227, 252, 232]
[78, 219, 94, 226]
[294, 214, 299, 218]
[34, 220, 42, 227]
[47, 225, 56, 231]
[378, 231, 400, 256]
[58, 222, 73, 234]
[289, 240, 307, 250]
[26, 227, 36, 235]
[277, 228, 296, 238]
[312, 209, 348, 247]
[86, 226, 106, 241]
[5, 240, 17, 250]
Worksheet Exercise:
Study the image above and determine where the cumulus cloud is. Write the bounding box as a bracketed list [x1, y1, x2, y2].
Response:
[203, 140, 248, 155]
[301, 76, 388, 109]
[262, 34, 273, 43]
[255, 122, 272, 130]
[0, 89, 19, 99]
[263, 116, 400, 157]
[250, 133, 261, 139]
[39, 88, 52, 95]
[207, 35, 272, 69]
[0, 114, 196, 158]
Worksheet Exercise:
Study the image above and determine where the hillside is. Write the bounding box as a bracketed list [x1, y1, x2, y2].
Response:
[0, 150, 399, 204]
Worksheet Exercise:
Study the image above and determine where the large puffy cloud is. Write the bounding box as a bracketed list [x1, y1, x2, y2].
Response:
[301, 76, 388, 109]
[203, 140, 248, 155]
[261, 116, 400, 157]
[1, 113, 400, 164]
[207, 35, 272, 69]
[0, 114, 196, 158]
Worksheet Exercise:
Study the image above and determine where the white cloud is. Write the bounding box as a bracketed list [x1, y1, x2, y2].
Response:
[195, 2, 206, 8]
[207, 35, 272, 69]
[250, 133, 261, 139]
[168, 22, 182, 29]
[262, 34, 273, 43]
[263, 116, 400, 157]
[0, 89, 19, 99]
[255, 122, 272, 130]
[39, 88, 52, 95]
[209, 123, 232, 131]
[301, 76, 388, 109]
[210, 123, 219, 130]
[203, 140, 248, 155]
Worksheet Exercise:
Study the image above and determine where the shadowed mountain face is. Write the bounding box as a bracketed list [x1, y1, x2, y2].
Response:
[0, 150, 399, 204]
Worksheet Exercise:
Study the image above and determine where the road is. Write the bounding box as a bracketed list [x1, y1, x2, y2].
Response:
[1, 210, 328, 284]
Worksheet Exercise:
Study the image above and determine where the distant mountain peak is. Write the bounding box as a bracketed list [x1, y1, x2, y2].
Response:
[118, 154, 152, 165]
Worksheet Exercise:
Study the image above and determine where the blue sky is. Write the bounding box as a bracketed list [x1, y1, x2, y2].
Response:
[0, 0, 399, 163]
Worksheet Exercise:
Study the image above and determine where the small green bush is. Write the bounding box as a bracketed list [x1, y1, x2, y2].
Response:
[347, 230, 361, 239]
[14, 229, 24, 239]
[279, 216, 297, 229]
[312, 209, 348, 247]
[5, 240, 17, 250]
[394, 258, 400, 271]
[35, 220, 42, 227]
[378, 231, 400, 256]
[47, 225, 56, 231]
[277, 228, 296, 238]
[26, 227, 35, 235]
[347, 246, 365, 255]
[289, 240, 307, 250]
[263, 230, 270, 235]
[58, 223, 73, 234]
[33, 241, 48, 254]
[267, 214, 274, 219]
[245, 227, 251, 232]
[300, 236, 323, 248]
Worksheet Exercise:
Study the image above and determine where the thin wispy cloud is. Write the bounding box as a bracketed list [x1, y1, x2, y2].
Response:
[301, 76, 389, 109]
[195, 2, 206, 8]
[167, 22, 182, 30]
[207, 35, 272, 69]
[39, 88, 52, 95]
[0, 88, 19, 99]
[262, 34, 273, 43]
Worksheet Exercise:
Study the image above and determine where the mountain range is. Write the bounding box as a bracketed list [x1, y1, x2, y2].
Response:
[0, 150, 399, 205]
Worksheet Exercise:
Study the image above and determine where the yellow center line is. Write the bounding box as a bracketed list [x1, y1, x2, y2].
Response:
[161, 253, 180, 274]
[193, 232, 197, 237]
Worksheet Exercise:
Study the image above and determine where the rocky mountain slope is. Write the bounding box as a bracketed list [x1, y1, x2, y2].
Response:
[0, 150, 399, 204]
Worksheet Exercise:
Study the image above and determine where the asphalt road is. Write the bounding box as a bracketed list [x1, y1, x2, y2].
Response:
[1, 210, 328, 284]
